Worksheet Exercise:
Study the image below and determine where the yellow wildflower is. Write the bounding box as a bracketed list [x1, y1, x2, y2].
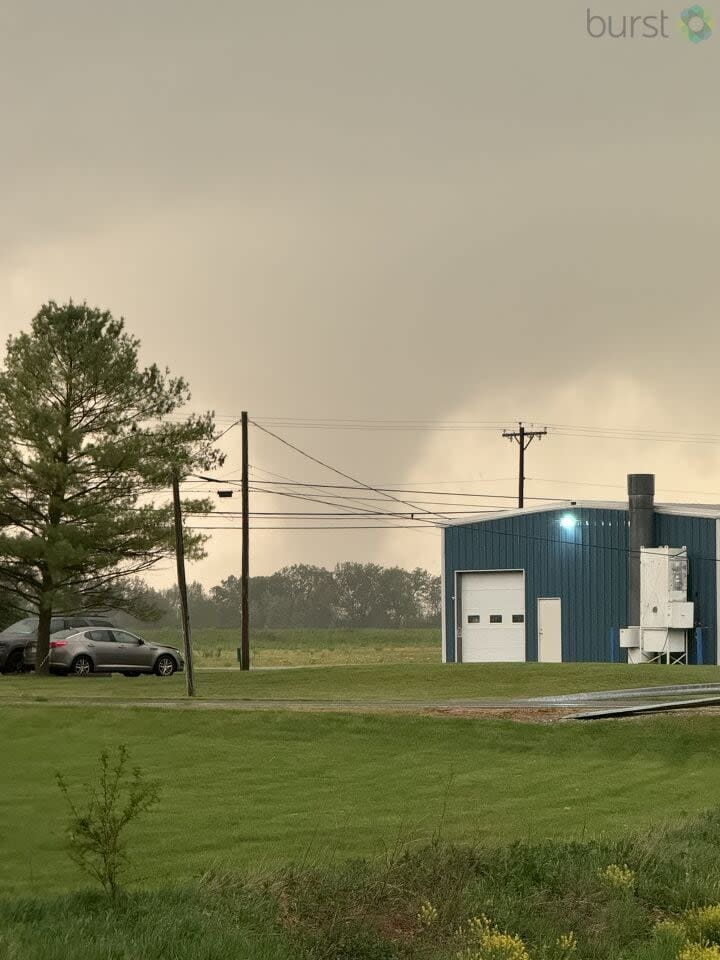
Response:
[654, 918, 687, 941]
[458, 914, 530, 960]
[556, 931, 578, 956]
[418, 901, 439, 927]
[598, 863, 636, 891]
[679, 944, 720, 960]
[683, 905, 720, 946]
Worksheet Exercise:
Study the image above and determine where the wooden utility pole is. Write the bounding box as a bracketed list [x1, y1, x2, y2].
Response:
[502, 423, 547, 508]
[172, 471, 196, 696]
[240, 411, 250, 671]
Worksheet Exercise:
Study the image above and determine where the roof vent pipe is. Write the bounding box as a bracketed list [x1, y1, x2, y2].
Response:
[628, 474, 655, 625]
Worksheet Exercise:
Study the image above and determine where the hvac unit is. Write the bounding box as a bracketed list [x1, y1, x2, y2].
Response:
[625, 546, 693, 664]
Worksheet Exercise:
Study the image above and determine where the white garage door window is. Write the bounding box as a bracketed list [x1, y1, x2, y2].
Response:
[459, 571, 526, 663]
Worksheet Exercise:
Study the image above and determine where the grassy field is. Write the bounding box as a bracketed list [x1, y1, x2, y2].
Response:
[7, 814, 720, 959]
[0, 885, 294, 960]
[139, 626, 441, 667]
[3, 704, 720, 900]
[5, 659, 720, 958]
[3, 660, 720, 704]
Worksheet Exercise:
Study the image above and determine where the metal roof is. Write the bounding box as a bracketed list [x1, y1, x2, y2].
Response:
[442, 500, 720, 527]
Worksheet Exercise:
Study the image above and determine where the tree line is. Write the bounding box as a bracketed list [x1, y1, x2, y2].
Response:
[114, 563, 441, 631]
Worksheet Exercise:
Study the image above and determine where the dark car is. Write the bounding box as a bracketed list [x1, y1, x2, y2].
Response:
[0, 615, 114, 674]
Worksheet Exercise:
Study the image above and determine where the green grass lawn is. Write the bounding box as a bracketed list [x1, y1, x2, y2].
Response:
[2, 661, 720, 704]
[3, 704, 720, 898]
[140, 626, 441, 667]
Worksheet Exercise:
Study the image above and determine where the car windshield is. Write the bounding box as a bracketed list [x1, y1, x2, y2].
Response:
[49, 629, 81, 640]
[0, 617, 38, 637]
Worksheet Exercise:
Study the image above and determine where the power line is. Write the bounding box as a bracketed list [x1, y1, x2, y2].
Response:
[248, 491, 510, 509]
[194, 474, 391, 520]
[184, 518, 716, 563]
[247, 469, 518, 486]
[213, 418, 242, 443]
[247, 486, 441, 520]
[253, 419, 506, 432]
[182, 477, 720, 507]
[187, 524, 439, 531]
[246, 485, 513, 511]
[155, 411, 720, 446]
[253, 417, 720, 445]
[185, 478, 519, 513]
[246, 462, 400, 516]
[185, 510, 497, 518]
[192, 463, 461, 528]
[211, 478, 564, 502]
[188, 479, 443, 526]
[529, 476, 720, 498]
[190, 485, 513, 507]
[247, 428, 452, 524]
[249, 421, 453, 524]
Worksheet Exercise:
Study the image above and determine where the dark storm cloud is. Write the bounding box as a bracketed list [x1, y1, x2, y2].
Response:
[1, 0, 718, 580]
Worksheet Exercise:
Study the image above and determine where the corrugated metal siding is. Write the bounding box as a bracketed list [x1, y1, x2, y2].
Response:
[655, 514, 717, 665]
[444, 508, 630, 662]
[444, 508, 718, 663]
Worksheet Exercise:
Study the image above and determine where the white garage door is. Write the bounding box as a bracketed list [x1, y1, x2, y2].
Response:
[459, 571, 526, 662]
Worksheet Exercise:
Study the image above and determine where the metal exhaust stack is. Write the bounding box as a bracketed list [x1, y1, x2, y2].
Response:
[628, 474, 655, 625]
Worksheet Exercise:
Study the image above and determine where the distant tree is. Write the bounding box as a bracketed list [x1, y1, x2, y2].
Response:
[409, 568, 442, 625]
[274, 565, 337, 627]
[247, 574, 282, 629]
[179, 581, 226, 630]
[210, 575, 244, 628]
[333, 562, 384, 627]
[425, 574, 442, 624]
[0, 301, 223, 672]
[106, 580, 173, 629]
[331, 563, 441, 628]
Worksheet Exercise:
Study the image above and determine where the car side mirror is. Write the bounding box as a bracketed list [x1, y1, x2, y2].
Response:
[136, 639, 144, 645]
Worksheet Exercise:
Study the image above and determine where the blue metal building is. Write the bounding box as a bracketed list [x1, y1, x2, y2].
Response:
[442, 494, 719, 665]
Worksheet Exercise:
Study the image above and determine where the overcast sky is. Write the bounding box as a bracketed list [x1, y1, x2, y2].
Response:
[1, 1, 718, 586]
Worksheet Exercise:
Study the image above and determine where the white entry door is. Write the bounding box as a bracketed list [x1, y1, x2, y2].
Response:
[459, 571, 525, 662]
[538, 598, 562, 663]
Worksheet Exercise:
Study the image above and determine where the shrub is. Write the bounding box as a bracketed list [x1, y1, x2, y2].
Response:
[56, 744, 160, 897]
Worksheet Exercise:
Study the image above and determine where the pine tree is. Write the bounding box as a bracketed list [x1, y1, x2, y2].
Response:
[0, 301, 223, 673]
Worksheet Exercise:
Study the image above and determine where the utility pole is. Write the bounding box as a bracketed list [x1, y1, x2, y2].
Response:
[502, 422, 547, 508]
[172, 470, 196, 696]
[240, 411, 250, 671]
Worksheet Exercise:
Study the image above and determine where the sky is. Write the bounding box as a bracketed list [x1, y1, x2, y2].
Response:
[1, 0, 718, 587]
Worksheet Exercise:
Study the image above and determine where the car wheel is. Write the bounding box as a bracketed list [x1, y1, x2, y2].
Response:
[2, 651, 25, 674]
[122, 671, 141, 677]
[155, 655, 176, 677]
[71, 655, 93, 677]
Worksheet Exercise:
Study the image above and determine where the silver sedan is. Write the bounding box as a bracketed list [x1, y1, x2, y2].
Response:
[48, 628, 185, 677]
